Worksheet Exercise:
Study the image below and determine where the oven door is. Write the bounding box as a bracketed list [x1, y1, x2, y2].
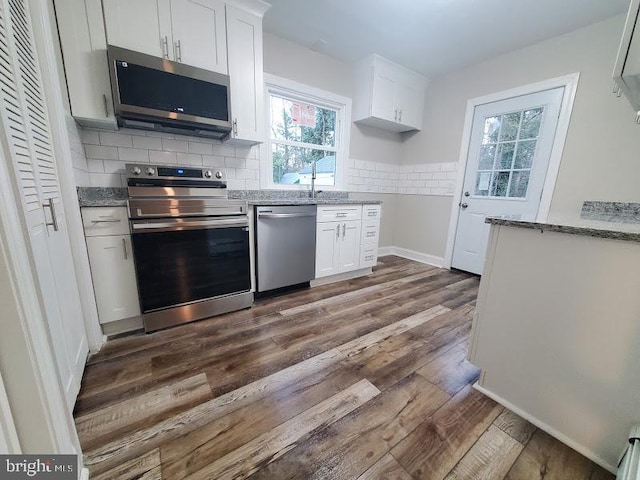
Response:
[130, 216, 250, 313]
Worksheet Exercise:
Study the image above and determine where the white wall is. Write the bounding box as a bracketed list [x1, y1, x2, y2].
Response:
[399, 15, 640, 258]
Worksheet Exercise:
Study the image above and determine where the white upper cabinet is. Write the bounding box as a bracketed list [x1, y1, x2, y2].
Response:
[103, 0, 228, 73]
[103, 0, 166, 58]
[170, 0, 228, 73]
[613, 0, 640, 121]
[54, 0, 117, 129]
[225, 2, 268, 145]
[353, 54, 428, 133]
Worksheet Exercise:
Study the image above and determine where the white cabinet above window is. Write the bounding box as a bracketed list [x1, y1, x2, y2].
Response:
[353, 54, 428, 133]
[103, 0, 228, 74]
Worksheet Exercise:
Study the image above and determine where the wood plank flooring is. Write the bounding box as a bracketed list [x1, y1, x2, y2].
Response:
[75, 256, 613, 479]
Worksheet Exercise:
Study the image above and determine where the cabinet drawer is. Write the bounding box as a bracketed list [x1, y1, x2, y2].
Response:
[82, 207, 129, 236]
[363, 204, 382, 220]
[360, 245, 377, 269]
[317, 204, 362, 222]
[361, 220, 380, 246]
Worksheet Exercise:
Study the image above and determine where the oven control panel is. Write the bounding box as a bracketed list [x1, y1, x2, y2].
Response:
[126, 163, 225, 182]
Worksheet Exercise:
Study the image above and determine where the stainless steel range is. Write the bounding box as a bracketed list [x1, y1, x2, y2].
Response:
[126, 163, 252, 332]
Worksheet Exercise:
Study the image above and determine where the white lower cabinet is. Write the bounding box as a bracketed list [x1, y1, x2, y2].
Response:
[315, 204, 380, 279]
[82, 207, 141, 324]
[86, 235, 141, 324]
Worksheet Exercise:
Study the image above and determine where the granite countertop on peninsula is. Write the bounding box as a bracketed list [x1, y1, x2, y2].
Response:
[486, 201, 640, 243]
[77, 187, 382, 207]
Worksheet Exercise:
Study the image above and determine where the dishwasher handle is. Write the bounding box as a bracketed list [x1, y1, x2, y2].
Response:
[257, 212, 317, 219]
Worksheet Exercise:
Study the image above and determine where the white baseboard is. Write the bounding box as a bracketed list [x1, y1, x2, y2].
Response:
[472, 382, 617, 474]
[378, 246, 445, 269]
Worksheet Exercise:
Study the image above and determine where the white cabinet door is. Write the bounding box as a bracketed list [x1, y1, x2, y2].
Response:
[54, 0, 117, 128]
[86, 235, 141, 324]
[316, 221, 340, 278]
[170, 0, 227, 73]
[226, 4, 263, 144]
[103, 0, 169, 58]
[395, 81, 424, 130]
[338, 220, 361, 273]
[371, 72, 397, 123]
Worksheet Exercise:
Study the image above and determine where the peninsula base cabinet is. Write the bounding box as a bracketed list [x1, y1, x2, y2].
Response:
[315, 204, 381, 280]
[82, 207, 141, 326]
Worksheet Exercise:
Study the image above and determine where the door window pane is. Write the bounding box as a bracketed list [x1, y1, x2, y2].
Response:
[479, 144, 496, 169]
[520, 108, 543, 139]
[482, 116, 501, 144]
[496, 142, 515, 169]
[509, 171, 530, 198]
[499, 112, 521, 142]
[514, 140, 537, 169]
[491, 171, 511, 197]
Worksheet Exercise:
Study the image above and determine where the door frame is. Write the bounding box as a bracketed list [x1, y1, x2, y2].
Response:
[443, 73, 580, 270]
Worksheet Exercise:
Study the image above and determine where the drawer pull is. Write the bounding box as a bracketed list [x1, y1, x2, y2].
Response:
[335, 213, 347, 218]
[91, 219, 122, 223]
[366, 232, 376, 237]
[367, 211, 377, 216]
[365, 255, 374, 261]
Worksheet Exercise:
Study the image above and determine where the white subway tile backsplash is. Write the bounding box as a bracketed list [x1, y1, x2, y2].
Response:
[202, 155, 226, 168]
[149, 150, 177, 164]
[99, 131, 133, 148]
[161, 138, 190, 153]
[132, 135, 163, 150]
[103, 160, 127, 174]
[87, 159, 104, 173]
[176, 152, 203, 166]
[188, 142, 214, 155]
[118, 147, 150, 163]
[81, 129, 100, 145]
[214, 145, 236, 157]
[85, 144, 119, 161]
[90, 172, 122, 187]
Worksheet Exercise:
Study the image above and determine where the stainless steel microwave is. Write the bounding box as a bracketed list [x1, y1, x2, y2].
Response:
[107, 45, 232, 139]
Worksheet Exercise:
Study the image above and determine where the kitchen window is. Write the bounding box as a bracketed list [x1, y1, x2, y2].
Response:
[261, 74, 351, 190]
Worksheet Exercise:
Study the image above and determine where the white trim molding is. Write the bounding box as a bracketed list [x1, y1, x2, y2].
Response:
[443, 73, 580, 269]
[260, 73, 352, 192]
[0, 372, 20, 454]
[473, 382, 616, 474]
[378, 246, 444, 268]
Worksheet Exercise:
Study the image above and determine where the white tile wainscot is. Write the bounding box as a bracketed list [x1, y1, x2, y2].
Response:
[347, 159, 458, 196]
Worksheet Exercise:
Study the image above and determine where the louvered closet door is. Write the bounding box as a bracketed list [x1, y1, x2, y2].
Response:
[0, 0, 87, 409]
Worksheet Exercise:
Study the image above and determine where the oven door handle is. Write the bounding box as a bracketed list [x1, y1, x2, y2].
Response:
[131, 217, 248, 233]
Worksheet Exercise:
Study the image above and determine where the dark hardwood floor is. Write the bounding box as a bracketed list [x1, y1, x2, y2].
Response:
[75, 256, 613, 480]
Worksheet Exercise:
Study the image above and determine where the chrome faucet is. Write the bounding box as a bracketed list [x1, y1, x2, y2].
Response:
[310, 160, 317, 199]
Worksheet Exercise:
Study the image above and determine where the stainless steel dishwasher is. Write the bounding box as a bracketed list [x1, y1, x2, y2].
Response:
[255, 205, 317, 293]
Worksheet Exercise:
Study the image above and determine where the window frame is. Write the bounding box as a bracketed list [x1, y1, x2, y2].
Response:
[260, 74, 351, 191]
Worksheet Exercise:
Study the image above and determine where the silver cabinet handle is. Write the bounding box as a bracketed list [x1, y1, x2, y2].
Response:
[43, 198, 59, 231]
[636, 111, 640, 124]
[102, 94, 109, 117]
[342, 223, 346, 238]
[399, 109, 403, 122]
[233, 119, 238, 136]
[365, 255, 374, 261]
[161, 35, 169, 59]
[367, 211, 377, 217]
[91, 218, 121, 223]
[335, 212, 347, 218]
[336, 224, 340, 239]
[366, 232, 376, 238]
[174, 40, 182, 62]
[394, 109, 398, 121]
[122, 238, 128, 260]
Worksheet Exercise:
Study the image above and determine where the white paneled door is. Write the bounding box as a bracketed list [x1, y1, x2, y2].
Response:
[0, 0, 87, 409]
[452, 87, 564, 275]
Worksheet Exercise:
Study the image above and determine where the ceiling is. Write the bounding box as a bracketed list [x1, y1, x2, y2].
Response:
[262, 0, 630, 78]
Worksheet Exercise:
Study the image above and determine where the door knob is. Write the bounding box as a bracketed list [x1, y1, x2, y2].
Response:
[460, 203, 469, 209]
[464, 191, 470, 197]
